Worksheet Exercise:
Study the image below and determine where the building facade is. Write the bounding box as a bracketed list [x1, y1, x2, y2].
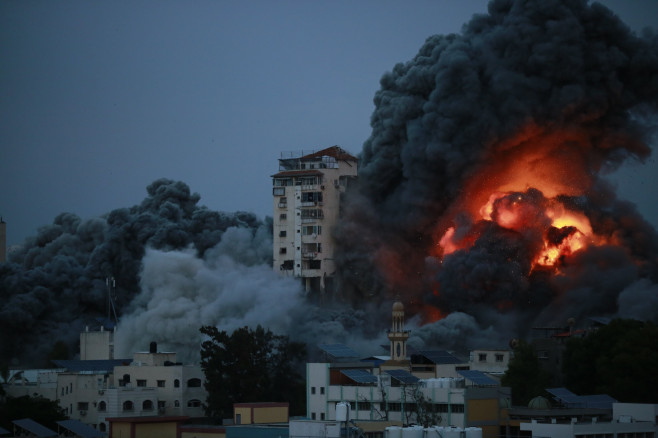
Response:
[272, 146, 358, 294]
[306, 302, 510, 437]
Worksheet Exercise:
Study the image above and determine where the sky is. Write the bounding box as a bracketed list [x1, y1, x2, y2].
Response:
[1, 0, 657, 248]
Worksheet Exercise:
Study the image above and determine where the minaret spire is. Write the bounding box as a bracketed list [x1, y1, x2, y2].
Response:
[385, 298, 410, 365]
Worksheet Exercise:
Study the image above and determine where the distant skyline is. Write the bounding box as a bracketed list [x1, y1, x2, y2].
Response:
[1, 0, 657, 247]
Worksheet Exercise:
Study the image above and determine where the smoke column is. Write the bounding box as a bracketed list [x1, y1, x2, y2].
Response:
[335, 0, 658, 344]
[0, 179, 277, 364]
[4, 0, 658, 366]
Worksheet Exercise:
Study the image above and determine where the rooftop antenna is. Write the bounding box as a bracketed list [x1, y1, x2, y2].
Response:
[106, 276, 118, 326]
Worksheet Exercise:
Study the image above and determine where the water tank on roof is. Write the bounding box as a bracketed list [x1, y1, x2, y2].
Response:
[402, 426, 423, 438]
[443, 427, 463, 438]
[336, 402, 350, 422]
[465, 427, 482, 438]
[386, 426, 402, 438]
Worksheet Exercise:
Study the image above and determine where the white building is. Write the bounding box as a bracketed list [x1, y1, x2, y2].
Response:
[520, 403, 658, 437]
[468, 349, 510, 375]
[307, 301, 510, 435]
[272, 146, 358, 294]
[4, 334, 206, 435]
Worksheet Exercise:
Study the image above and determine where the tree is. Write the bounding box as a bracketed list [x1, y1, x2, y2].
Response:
[199, 325, 307, 419]
[562, 319, 658, 403]
[501, 340, 551, 406]
[0, 395, 66, 433]
[404, 384, 442, 427]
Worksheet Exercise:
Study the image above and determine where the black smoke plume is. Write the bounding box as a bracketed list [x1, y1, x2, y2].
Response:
[0, 179, 269, 365]
[335, 0, 658, 344]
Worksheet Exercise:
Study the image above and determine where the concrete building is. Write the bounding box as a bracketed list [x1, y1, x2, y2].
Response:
[468, 349, 510, 375]
[518, 402, 658, 437]
[4, 336, 206, 434]
[306, 301, 510, 438]
[271, 146, 358, 295]
[80, 323, 116, 360]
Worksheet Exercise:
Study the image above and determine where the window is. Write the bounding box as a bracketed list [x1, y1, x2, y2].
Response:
[273, 187, 285, 196]
[142, 400, 154, 411]
[174, 400, 180, 407]
[136, 379, 146, 387]
[122, 401, 134, 412]
[174, 379, 180, 388]
[98, 401, 107, 412]
[158, 400, 166, 409]
[302, 225, 322, 235]
[320, 387, 325, 395]
[450, 404, 465, 413]
[478, 353, 487, 362]
[187, 399, 202, 408]
[321, 413, 325, 420]
[301, 209, 323, 219]
[279, 230, 287, 237]
[157, 380, 165, 387]
[279, 213, 287, 220]
[311, 387, 316, 394]
[273, 178, 292, 187]
[99, 423, 106, 432]
[279, 247, 287, 254]
[281, 260, 293, 270]
[311, 413, 316, 420]
[359, 402, 371, 410]
[187, 378, 202, 387]
[77, 402, 89, 410]
[308, 260, 321, 269]
[388, 403, 401, 412]
[495, 353, 504, 362]
[301, 192, 323, 203]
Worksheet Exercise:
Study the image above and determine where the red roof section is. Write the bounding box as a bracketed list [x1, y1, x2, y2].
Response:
[301, 145, 357, 161]
[271, 170, 323, 178]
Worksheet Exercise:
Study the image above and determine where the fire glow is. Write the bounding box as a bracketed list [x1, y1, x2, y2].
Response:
[434, 126, 612, 270]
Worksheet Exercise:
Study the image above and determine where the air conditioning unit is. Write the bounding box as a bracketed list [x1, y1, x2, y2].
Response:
[79, 410, 87, 416]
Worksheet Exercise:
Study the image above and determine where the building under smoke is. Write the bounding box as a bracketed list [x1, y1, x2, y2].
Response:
[334, 0, 658, 344]
[272, 146, 358, 295]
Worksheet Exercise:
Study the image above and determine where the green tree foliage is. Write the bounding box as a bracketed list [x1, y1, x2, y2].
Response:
[199, 325, 307, 419]
[0, 395, 66, 432]
[501, 341, 551, 406]
[562, 319, 658, 403]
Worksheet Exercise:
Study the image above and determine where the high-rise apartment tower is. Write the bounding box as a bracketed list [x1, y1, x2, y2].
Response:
[272, 146, 357, 294]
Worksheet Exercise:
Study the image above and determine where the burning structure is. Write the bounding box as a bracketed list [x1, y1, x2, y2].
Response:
[2, 0, 658, 367]
[335, 0, 658, 343]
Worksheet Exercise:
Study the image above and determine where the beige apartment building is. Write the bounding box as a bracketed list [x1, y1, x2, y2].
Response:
[272, 146, 358, 295]
[5, 329, 206, 434]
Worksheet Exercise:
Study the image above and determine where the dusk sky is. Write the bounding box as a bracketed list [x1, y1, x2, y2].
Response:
[1, 0, 657, 247]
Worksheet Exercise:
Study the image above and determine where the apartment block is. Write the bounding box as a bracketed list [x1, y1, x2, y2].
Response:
[272, 146, 358, 294]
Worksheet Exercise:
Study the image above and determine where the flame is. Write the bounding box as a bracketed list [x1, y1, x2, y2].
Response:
[433, 124, 612, 269]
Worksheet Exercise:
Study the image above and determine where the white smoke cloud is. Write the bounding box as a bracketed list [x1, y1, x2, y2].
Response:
[116, 227, 306, 363]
